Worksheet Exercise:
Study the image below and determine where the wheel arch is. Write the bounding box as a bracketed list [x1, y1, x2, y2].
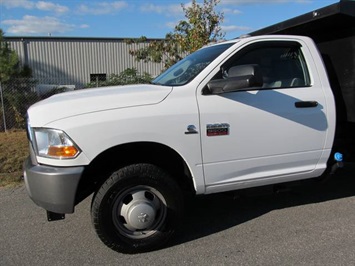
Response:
[75, 141, 196, 203]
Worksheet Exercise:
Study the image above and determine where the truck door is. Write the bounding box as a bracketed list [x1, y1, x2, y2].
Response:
[197, 40, 329, 192]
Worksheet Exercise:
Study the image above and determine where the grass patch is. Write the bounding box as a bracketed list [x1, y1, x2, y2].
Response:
[0, 130, 28, 187]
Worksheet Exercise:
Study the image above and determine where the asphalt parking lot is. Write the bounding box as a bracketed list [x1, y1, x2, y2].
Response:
[1, 166, 355, 265]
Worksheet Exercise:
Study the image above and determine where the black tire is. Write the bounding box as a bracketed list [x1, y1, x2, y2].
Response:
[91, 163, 183, 254]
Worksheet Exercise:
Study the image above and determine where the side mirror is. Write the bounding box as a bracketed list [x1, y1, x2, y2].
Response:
[205, 64, 263, 95]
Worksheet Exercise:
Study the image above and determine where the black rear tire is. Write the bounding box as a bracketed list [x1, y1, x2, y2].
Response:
[91, 163, 183, 254]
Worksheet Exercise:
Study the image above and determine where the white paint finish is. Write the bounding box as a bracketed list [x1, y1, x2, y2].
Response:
[28, 84, 172, 126]
[197, 36, 333, 188]
[203, 150, 325, 194]
[198, 88, 328, 186]
[27, 35, 337, 196]
[37, 84, 206, 193]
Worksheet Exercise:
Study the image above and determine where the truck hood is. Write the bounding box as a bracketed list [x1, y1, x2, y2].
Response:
[28, 84, 172, 126]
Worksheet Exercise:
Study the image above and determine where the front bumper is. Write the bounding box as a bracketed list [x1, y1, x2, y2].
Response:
[23, 157, 85, 214]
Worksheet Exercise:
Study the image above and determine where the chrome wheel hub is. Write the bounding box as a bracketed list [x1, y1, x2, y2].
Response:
[125, 200, 156, 229]
[112, 186, 167, 239]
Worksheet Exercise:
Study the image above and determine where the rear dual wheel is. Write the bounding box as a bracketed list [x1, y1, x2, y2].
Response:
[91, 164, 183, 254]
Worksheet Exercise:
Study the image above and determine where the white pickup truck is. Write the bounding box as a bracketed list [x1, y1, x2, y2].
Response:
[24, 2, 355, 254]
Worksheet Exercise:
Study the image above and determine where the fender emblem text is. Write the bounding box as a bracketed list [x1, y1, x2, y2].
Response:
[206, 123, 230, 137]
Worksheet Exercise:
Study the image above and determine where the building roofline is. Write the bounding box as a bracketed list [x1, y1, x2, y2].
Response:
[4, 36, 165, 42]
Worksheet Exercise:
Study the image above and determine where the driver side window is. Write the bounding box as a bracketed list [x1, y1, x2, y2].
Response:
[215, 41, 311, 89]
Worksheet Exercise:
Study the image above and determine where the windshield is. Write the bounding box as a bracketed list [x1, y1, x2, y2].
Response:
[152, 43, 234, 86]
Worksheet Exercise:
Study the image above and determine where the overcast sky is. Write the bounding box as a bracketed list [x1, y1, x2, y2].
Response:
[0, 0, 338, 39]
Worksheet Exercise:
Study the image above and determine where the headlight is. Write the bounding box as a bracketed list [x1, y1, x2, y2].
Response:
[32, 128, 81, 159]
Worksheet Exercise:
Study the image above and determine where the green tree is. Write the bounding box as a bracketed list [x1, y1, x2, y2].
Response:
[0, 29, 37, 130]
[0, 29, 20, 83]
[128, 0, 224, 69]
[0, 29, 33, 84]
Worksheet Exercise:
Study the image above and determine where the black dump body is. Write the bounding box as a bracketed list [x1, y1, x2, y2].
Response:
[251, 0, 355, 160]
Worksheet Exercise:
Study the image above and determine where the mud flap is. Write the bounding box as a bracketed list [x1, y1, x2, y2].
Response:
[47, 211, 65, 221]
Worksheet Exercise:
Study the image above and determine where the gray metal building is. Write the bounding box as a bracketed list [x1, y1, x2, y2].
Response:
[5, 37, 165, 89]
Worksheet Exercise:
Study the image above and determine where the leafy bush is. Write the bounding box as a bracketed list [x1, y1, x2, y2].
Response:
[1, 90, 38, 129]
[85, 68, 152, 88]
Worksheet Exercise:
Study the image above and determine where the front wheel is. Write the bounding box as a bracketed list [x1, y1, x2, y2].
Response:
[91, 164, 183, 254]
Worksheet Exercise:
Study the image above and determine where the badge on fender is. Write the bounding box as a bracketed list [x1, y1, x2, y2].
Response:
[206, 123, 230, 136]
